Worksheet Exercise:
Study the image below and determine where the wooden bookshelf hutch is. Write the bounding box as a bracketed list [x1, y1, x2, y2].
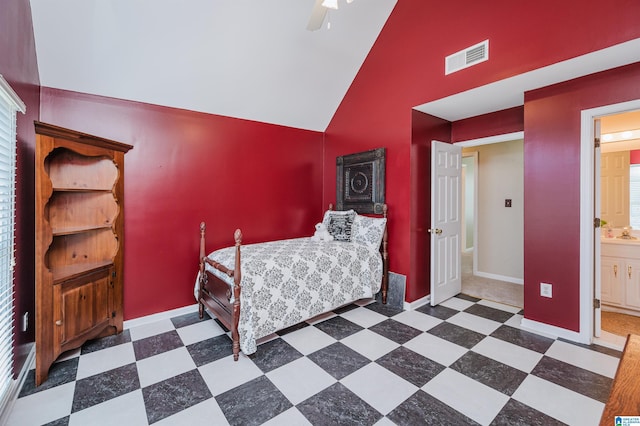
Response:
[34, 122, 132, 386]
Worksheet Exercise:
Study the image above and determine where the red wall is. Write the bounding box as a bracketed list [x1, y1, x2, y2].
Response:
[0, 0, 41, 375]
[325, 0, 640, 303]
[39, 89, 324, 319]
[524, 62, 640, 331]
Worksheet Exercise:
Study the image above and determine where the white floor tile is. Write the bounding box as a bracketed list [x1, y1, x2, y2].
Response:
[280, 325, 336, 355]
[7, 382, 75, 426]
[423, 369, 509, 426]
[155, 396, 229, 425]
[266, 357, 336, 405]
[339, 306, 387, 328]
[136, 347, 196, 387]
[477, 299, 522, 313]
[391, 310, 442, 332]
[262, 407, 313, 425]
[199, 354, 263, 396]
[69, 389, 147, 426]
[374, 417, 398, 426]
[341, 363, 417, 415]
[128, 318, 176, 341]
[341, 329, 399, 361]
[512, 375, 604, 425]
[471, 336, 543, 373]
[403, 333, 467, 366]
[594, 330, 626, 350]
[440, 297, 475, 311]
[504, 313, 524, 329]
[76, 342, 136, 380]
[545, 340, 619, 378]
[176, 319, 225, 346]
[447, 311, 501, 335]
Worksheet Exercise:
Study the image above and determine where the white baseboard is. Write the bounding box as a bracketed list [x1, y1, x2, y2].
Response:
[473, 270, 524, 285]
[123, 304, 199, 330]
[520, 318, 589, 344]
[404, 295, 430, 311]
[0, 344, 35, 425]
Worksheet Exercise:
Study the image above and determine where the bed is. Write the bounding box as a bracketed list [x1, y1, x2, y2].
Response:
[195, 205, 389, 360]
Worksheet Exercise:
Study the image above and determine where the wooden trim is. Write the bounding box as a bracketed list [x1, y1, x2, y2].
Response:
[34, 121, 133, 153]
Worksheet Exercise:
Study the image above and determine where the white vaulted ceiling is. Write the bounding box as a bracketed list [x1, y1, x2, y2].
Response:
[29, 0, 397, 132]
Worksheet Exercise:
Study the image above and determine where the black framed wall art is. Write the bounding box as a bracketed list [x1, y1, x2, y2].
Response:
[336, 148, 386, 214]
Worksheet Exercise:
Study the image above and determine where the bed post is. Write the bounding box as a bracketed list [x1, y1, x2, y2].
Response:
[382, 204, 389, 304]
[232, 229, 242, 361]
[198, 222, 206, 319]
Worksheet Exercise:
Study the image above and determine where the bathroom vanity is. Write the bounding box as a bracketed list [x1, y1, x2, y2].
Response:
[601, 238, 640, 316]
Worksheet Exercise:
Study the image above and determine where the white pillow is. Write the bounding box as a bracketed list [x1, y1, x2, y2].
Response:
[321, 209, 356, 242]
[351, 214, 387, 249]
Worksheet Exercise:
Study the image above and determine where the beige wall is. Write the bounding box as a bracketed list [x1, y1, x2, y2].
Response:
[463, 140, 524, 283]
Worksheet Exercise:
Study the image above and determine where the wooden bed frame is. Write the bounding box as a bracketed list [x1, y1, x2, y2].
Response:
[197, 205, 389, 361]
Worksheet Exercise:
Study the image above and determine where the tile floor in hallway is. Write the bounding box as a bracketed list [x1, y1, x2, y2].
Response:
[7, 294, 622, 425]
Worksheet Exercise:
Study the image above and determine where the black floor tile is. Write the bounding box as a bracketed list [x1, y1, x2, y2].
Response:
[187, 334, 234, 367]
[531, 356, 613, 403]
[216, 375, 292, 426]
[457, 293, 482, 302]
[490, 399, 565, 426]
[296, 382, 382, 426]
[450, 351, 527, 396]
[364, 300, 404, 317]
[249, 338, 303, 373]
[464, 304, 515, 323]
[170, 311, 211, 329]
[81, 330, 131, 355]
[72, 363, 140, 413]
[133, 330, 184, 361]
[276, 321, 309, 336]
[308, 342, 370, 380]
[387, 390, 480, 425]
[313, 316, 363, 340]
[415, 304, 459, 320]
[19, 357, 79, 397]
[368, 319, 422, 344]
[427, 322, 485, 349]
[142, 369, 212, 424]
[375, 347, 445, 387]
[490, 325, 555, 353]
[44, 416, 69, 426]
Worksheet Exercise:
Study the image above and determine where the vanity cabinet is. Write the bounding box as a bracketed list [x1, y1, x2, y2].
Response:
[601, 241, 640, 314]
[35, 122, 132, 386]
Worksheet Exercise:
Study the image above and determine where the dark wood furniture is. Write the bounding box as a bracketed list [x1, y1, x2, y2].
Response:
[197, 205, 389, 361]
[600, 334, 640, 424]
[35, 122, 132, 386]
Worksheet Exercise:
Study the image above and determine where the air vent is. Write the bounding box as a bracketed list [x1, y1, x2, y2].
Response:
[445, 40, 489, 75]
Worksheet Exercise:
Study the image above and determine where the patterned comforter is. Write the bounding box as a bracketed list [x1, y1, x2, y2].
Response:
[196, 237, 383, 355]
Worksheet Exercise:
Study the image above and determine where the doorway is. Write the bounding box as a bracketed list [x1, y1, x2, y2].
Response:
[580, 99, 640, 348]
[455, 133, 524, 308]
[596, 108, 640, 347]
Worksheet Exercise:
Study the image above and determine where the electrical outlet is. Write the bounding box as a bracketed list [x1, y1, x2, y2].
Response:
[505, 199, 512, 207]
[22, 312, 28, 332]
[540, 282, 553, 298]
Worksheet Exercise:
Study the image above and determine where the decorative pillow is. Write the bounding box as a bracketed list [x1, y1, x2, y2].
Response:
[351, 214, 387, 249]
[322, 209, 356, 242]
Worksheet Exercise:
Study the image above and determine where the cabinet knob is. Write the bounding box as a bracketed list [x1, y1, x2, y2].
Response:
[614, 265, 618, 278]
[55, 320, 62, 326]
[629, 265, 633, 280]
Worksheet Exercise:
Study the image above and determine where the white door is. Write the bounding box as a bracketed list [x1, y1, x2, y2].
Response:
[430, 141, 462, 306]
[594, 118, 602, 337]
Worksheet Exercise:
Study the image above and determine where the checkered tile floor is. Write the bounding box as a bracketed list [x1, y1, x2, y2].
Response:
[8, 294, 621, 425]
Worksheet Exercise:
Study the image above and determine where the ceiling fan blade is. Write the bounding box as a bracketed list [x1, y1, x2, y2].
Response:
[307, 0, 328, 31]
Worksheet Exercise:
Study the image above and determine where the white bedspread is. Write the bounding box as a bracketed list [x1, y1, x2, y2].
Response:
[195, 237, 382, 355]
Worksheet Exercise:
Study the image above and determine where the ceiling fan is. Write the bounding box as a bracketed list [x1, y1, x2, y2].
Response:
[307, 0, 354, 31]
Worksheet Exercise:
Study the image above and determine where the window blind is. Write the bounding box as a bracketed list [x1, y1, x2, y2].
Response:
[0, 75, 25, 416]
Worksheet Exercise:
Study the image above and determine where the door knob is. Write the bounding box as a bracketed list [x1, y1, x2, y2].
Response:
[428, 228, 442, 235]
